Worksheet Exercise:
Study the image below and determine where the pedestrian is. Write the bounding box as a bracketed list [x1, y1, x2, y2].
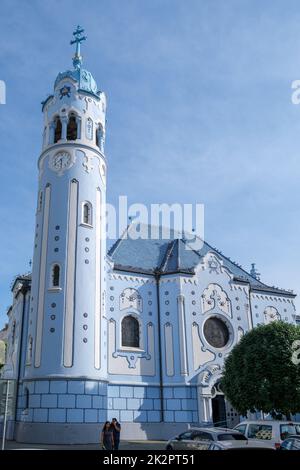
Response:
[101, 421, 114, 450]
[111, 417, 121, 450]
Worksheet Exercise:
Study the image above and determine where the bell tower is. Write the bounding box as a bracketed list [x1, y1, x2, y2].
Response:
[19, 27, 108, 441]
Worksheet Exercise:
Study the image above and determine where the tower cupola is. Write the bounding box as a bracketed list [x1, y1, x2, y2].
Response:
[41, 26, 106, 155]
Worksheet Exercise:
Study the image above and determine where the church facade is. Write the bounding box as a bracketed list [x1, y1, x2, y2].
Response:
[1, 28, 297, 444]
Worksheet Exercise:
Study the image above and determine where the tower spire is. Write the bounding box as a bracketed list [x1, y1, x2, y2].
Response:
[70, 25, 87, 70]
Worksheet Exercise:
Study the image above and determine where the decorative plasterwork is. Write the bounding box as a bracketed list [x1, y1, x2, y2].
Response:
[192, 322, 215, 371]
[119, 288, 143, 312]
[201, 283, 232, 317]
[264, 306, 281, 324]
[237, 327, 244, 341]
[99, 161, 106, 186]
[197, 364, 221, 388]
[82, 154, 94, 173]
[108, 319, 155, 375]
[198, 252, 232, 280]
[109, 273, 155, 284]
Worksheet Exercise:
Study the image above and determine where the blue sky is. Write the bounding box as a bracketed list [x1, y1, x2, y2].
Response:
[1, 0, 300, 327]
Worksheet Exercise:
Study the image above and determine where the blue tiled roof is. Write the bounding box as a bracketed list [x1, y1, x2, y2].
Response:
[108, 224, 294, 296]
[54, 67, 99, 98]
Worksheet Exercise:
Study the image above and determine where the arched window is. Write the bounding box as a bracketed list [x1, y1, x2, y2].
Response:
[96, 124, 104, 151]
[67, 114, 78, 140]
[51, 264, 60, 288]
[82, 201, 92, 225]
[24, 387, 29, 410]
[54, 117, 62, 143]
[121, 315, 140, 348]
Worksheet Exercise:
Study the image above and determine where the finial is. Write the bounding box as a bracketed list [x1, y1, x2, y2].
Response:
[70, 25, 87, 70]
[250, 263, 261, 280]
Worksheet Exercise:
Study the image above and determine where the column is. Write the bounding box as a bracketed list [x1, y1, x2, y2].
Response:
[49, 122, 55, 145]
[34, 184, 51, 368]
[63, 179, 78, 367]
[94, 187, 101, 369]
[76, 116, 82, 139]
[177, 294, 188, 375]
[61, 116, 68, 140]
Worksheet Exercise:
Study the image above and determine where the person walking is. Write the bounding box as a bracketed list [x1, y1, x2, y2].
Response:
[101, 421, 114, 450]
[111, 418, 121, 450]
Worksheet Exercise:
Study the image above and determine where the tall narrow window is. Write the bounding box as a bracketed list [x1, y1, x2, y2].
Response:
[11, 321, 16, 346]
[96, 124, 104, 151]
[82, 201, 92, 226]
[54, 117, 62, 143]
[51, 264, 60, 288]
[96, 125, 100, 147]
[24, 387, 29, 410]
[26, 336, 33, 365]
[67, 114, 77, 140]
[121, 315, 140, 348]
[37, 191, 43, 212]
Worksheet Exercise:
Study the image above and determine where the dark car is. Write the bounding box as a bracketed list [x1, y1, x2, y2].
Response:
[279, 435, 300, 451]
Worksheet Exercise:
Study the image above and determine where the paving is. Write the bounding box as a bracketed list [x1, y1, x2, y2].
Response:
[3, 440, 167, 450]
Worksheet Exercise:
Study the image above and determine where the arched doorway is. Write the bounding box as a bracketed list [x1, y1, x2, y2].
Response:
[196, 367, 240, 428]
[211, 381, 227, 427]
[212, 395, 227, 426]
[211, 380, 240, 428]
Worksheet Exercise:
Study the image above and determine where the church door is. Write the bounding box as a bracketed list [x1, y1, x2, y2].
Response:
[212, 394, 227, 427]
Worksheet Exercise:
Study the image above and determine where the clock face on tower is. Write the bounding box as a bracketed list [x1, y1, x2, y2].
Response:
[50, 151, 73, 173]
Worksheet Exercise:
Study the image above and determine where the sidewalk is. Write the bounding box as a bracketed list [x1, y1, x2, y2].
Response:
[3, 440, 167, 450]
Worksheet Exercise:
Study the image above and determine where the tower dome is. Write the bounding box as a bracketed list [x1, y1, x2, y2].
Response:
[41, 25, 106, 156]
[54, 25, 99, 97]
[54, 67, 99, 97]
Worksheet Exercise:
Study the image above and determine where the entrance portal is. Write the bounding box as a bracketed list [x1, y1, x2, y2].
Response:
[212, 394, 227, 427]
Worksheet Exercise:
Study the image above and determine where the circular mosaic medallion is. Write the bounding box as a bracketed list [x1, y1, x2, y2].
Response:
[203, 317, 230, 349]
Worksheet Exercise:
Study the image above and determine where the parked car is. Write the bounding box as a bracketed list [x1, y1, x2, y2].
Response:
[278, 435, 300, 451]
[209, 441, 275, 451]
[165, 427, 248, 450]
[234, 420, 300, 449]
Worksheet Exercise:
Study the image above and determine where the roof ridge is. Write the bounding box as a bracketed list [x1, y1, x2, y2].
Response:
[160, 239, 177, 272]
[176, 238, 180, 271]
[195, 236, 268, 288]
[107, 223, 131, 257]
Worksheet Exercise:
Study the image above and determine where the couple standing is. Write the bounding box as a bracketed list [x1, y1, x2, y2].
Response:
[101, 418, 121, 450]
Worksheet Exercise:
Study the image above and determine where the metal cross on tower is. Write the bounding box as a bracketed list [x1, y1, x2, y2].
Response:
[70, 25, 87, 70]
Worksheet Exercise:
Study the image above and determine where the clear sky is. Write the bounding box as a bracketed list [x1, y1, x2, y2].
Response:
[1, 0, 300, 328]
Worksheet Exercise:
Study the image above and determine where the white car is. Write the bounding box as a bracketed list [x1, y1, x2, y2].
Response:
[209, 440, 275, 451]
[165, 427, 248, 450]
[234, 420, 300, 449]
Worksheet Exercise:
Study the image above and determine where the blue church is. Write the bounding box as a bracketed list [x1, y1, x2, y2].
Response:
[1, 28, 297, 444]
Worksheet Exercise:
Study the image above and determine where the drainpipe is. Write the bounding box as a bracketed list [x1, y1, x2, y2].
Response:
[14, 282, 29, 423]
[154, 271, 164, 422]
[248, 285, 254, 331]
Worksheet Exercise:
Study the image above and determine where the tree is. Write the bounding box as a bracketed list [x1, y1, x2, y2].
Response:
[221, 321, 300, 418]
